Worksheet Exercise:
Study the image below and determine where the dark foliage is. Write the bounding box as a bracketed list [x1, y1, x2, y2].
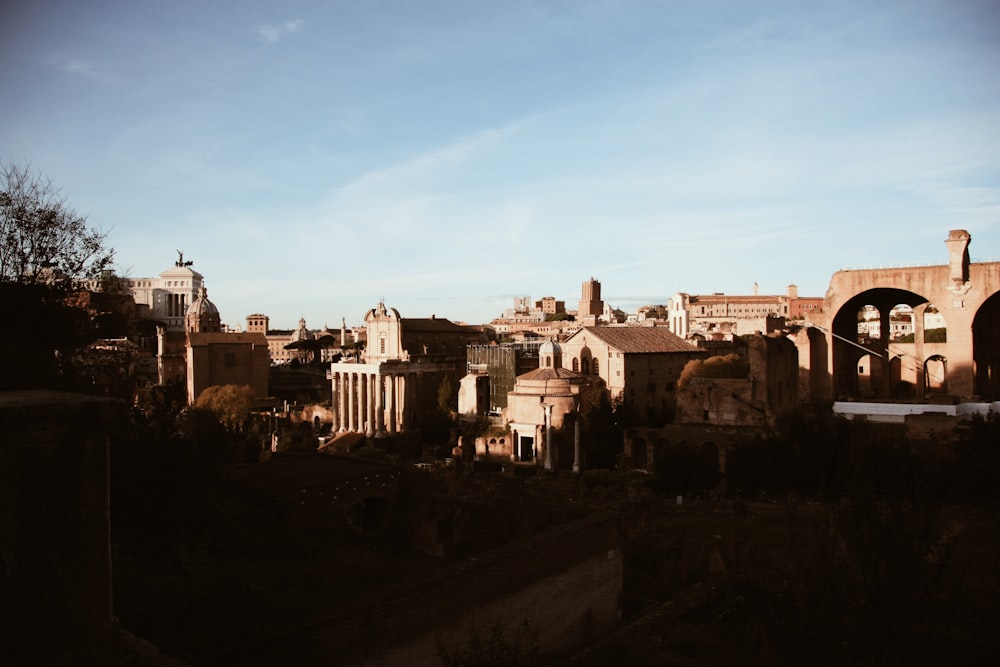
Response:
[0, 282, 99, 390]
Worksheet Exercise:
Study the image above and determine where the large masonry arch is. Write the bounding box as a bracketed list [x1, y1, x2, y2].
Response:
[793, 230, 1000, 403]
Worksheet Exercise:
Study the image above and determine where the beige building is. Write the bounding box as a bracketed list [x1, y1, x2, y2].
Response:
[505, 341, 590, 469]
[182, 287, 269, 403]
[560, 326, 707, 426]
[126, 252, 207, 332]
[668, 284, 822, 340]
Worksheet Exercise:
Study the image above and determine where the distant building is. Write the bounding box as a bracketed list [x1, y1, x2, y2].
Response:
[667, 284, 822, 340]
[126, 251, 207, 333]
[535, 296, 566, 315]
[577, 277, 603, 326]
[247, 314, 343, 364]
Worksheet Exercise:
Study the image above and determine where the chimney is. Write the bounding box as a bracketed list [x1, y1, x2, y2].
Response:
[945, 229, 971, 288]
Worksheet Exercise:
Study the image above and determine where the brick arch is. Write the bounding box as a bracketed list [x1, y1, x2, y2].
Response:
[798, 239, 1000, 401]
[973, 290, 1000, 400]
[830, 287, 931, 400]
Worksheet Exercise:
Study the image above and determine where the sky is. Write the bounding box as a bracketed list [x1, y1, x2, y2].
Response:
[2, 0, 998, 330]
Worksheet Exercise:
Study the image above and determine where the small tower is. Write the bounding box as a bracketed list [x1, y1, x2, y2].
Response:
[185, 286, 221, 333]
[292, 316, 309, 342]
[539, 340, 562, 369]
[578, 278, 603, 319]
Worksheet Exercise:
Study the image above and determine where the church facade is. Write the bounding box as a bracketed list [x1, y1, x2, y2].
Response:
[328, 302, 485, 436]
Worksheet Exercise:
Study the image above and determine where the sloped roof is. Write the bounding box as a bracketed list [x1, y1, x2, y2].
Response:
[572, 326, 697, 354]
[187, 332, 268, 346]
[516, 367, 586, 382]
[400, 317, 478, 334]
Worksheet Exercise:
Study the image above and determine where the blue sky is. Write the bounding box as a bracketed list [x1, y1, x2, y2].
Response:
[2, 0, 998, 329]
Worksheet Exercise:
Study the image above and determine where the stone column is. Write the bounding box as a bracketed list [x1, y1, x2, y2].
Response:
[386, 374, 397, 434]
[397, 374, 407, 432]
[365, 372, 375, 437]
[347, 372, 356, 432]
[375, 371, 386, 437]
[358, 373, 372, 436]
[337, 372, 347, 432]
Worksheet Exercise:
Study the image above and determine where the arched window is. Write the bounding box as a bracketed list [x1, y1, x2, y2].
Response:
[546, 356, 551, 367]
[593, 358, 599, 375]
[582, 358, 590, 375]
[572, 358, 579, 372]
[379, 334, 386, 355]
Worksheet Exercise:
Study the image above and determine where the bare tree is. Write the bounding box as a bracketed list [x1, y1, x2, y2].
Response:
[0, 161, 113, 285]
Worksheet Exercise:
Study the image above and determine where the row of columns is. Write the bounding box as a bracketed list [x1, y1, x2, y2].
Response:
[332, 369, 409, 437]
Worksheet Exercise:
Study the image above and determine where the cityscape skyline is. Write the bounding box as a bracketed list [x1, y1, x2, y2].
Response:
[2, 0, 998, 328]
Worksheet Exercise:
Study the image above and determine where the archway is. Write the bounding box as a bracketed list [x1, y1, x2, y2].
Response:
[831, 288, 930, 400]
[972, 291, 1000, 401]
[925, 355, 948, 395]
[856, 353, 881, 399]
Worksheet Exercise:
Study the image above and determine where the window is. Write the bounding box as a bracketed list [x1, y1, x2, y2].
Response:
[379, 334, 386, 354]
[572, 358, 579, 372]
[592, 359, 599, 375]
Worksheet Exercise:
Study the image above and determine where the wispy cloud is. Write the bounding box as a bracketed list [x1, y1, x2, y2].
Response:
[258, 19, 304, 43]
[48, 52, 113, 82]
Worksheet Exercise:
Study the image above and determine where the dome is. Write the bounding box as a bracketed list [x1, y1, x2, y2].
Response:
[538, 339, 562, 369]
[539, 340, 560, 356]
[187, 286, 219, 317]
[185, 286, 221, 333]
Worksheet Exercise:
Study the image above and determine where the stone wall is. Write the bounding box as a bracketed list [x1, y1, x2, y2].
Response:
[0, 391, 123, 664]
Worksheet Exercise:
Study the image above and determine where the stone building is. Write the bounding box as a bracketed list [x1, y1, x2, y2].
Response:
[328, 301, 485, 436]
[674, 334, 799, 427]
[624, 332, 799, 472]
[184, 287, 269, 403]
[560, 326, 707, 426]
[505, 341, 590, 468]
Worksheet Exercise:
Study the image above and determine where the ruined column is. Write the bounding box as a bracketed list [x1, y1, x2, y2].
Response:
[365, 372, 375, 437]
